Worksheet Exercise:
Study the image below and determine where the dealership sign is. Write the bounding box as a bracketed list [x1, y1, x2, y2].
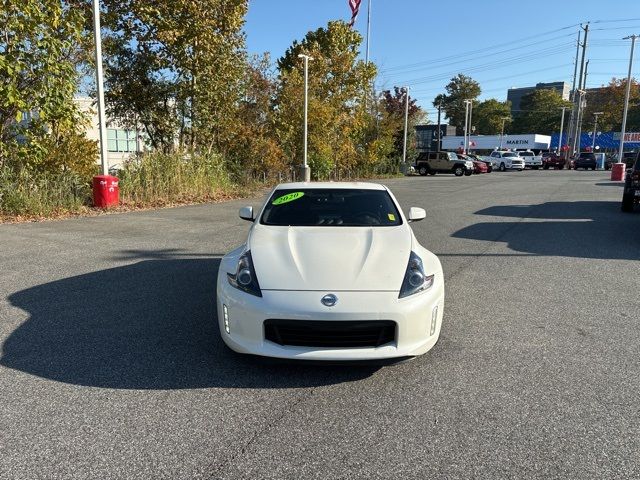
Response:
[613, 132, 640, 141]
[441, 133, 550, 150]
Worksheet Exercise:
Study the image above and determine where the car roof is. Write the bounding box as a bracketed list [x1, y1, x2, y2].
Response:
[274, 182, 387, 191]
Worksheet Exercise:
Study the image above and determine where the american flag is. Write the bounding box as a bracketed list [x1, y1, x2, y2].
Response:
[348, 0, 362, 27]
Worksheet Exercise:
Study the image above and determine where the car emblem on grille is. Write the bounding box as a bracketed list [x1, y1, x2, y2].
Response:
[321, 294, 338, 307]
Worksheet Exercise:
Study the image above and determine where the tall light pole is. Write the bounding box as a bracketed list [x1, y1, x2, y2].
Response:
[572, 89, 586, 155]
[591, 111, 603, 150]
[402, 86, 409, 169]
[558, 107, 566, 154]
[463, 100, 471, 154]
[618, 35, 638, 163]
[499, 116, 509, 150]
[436, 101, 443, 151]
[92, 0, 108, 176]
[298, 54, 313, 182]
[468, 100, 474, 152]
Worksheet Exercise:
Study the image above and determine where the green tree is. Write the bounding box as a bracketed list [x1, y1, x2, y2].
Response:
[380, 87, 424, 163]
[274, 20, 376, 179]
[434, 74, 481, 135]
[583, 78, 640, 132]
[99, 0, 248, 154]
[510, 89, 572, 134]
[472, 99, 512, 135]
[0, 0, 91, 169]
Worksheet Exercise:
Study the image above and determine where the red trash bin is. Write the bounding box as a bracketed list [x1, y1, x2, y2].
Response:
[92, 175, 119, 208]
[610, 163, 626, 181]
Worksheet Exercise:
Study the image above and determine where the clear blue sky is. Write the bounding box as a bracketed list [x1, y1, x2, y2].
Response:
[245, 0, 640, 120]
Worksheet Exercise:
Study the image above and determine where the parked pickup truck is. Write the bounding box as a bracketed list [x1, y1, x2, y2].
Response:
[541, 152, 566, 169]
[488, 151, 525, 171]
[414, 151, 474, 177]
[517, 150, 542, 169]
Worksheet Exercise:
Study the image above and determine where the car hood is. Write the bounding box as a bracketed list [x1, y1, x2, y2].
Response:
[248, 224, 412, 291]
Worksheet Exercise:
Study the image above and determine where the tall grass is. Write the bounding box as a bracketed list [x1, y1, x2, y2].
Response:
[117, 152, 235, 206]
[0, 166, 90, 217]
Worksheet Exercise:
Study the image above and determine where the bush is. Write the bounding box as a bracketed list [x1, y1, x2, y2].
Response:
[0, 166, 91, 217]
[117, 151, 234, 205]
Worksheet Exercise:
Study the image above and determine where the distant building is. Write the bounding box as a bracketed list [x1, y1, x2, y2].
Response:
[415, 124, 457, 152]
[16, 97, 146, 171]
[441, 134, 551, 152]
[76, 97, 147, 171]
[507, 82, 571, 115]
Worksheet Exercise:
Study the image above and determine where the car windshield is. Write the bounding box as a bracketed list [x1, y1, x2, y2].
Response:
[519, 152, 533, 156]
[260, 188, 403, 227]
[503, 153, 518, 158]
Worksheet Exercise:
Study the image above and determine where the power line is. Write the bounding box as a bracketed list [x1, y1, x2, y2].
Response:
[395, 45, 573, 86]
[380, 33, 576, 76]
[407, 66, 572, 95]
[379, 23, 579, 73]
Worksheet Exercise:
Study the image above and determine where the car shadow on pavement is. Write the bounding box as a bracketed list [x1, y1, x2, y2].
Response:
[1, 257, 378, 389]
[452, 201, 640, 260]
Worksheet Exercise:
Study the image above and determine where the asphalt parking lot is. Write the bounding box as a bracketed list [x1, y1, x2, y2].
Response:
[1, 170, 639, 479]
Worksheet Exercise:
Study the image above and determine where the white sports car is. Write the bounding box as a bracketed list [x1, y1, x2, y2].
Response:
[216, 182, 445, 361]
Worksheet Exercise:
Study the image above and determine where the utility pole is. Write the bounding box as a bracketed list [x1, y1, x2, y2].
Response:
[402, 86, 409, 169]
[618, 34, 638, 163]
[468, 100, 474, 152]
[558, 107, 566, 154]
[567, 23, 589, 158]
[499, 117, 509, 150]
[575, 59, 589, 151]
[591, 111, 603, 150]
[436, 102, 443, 151]
[463, 100, 471, 154]
[571, 23, 589, 157]
[565, 29, 582, 161]
[298, 54, 313, 182]
[92, 0, 108, 176]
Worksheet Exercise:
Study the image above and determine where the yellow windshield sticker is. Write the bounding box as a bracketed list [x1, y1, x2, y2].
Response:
[272, 192, 304, 205]
[388, 213, 396, 221]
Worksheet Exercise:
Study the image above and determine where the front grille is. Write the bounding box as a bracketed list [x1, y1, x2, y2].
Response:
[264, 319, 396, 348]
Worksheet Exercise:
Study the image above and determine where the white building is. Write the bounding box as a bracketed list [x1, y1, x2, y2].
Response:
[441, 134, 551, 152]
[75, 97, 146, 171]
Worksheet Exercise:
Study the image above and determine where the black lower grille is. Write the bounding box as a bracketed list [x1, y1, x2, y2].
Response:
[264, 319, 396, 348]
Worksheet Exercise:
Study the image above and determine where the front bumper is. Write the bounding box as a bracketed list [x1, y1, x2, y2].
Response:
[216, 275, 445, 361]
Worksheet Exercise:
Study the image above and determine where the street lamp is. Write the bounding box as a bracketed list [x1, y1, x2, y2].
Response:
[298, 53, 313, 182]
[92, 0, 108, 175]
[591, 112, 604, 150]
[558, 107, 566, 154]
[618, 35, 638, 164]
[402, 86, 409, 169]
[463, 99, 472, 154]
[499, 117, 509, 150]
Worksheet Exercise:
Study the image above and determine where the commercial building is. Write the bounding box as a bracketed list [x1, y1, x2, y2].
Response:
[441, 134, 551, 152]
[415, 124, 457, 152]
[75, 97, 146, 171]
[507, 82, 570, 115]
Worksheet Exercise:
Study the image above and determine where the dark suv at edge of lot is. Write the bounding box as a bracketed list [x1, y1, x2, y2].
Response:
[574, 152, 597, 170]
[622, 153, 640, 212]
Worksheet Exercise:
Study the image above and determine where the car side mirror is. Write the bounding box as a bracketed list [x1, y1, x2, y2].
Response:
[407, 207, 426, 222]
[239, 206, 254, 222]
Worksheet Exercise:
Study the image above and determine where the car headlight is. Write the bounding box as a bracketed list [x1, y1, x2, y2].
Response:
[227, 250, 262, 297]
[399, 251, 435, 298]
[465, 161, 473, 168]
